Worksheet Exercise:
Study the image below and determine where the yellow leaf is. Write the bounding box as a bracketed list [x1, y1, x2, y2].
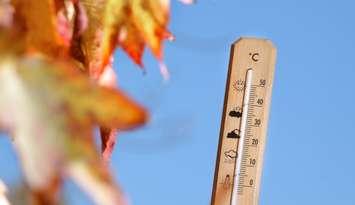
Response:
[101, 0, 171, 72]
[79, 0, 106, 78]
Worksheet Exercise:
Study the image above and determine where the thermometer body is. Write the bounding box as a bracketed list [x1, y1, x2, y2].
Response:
[211, 38, 277, 205]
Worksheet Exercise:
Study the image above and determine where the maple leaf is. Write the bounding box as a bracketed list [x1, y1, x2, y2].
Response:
[0, 56, 147, 204]
[77, 0, 171, 160]
[0, 0, 188, 202]
[101, 0, 172, 73]
[90, 0, 172, 156]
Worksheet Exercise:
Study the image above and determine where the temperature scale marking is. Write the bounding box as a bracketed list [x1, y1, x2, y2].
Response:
[211, 38, 277, 205]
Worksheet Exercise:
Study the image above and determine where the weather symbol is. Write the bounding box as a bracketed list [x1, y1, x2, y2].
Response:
[229, 106, 242, 118]
[227, 129, 240, 139]
[222, 174, 232, 189]
[249, 52, 260, 62]
[233, 79, 245, 92]
[224, 150, 237, 159]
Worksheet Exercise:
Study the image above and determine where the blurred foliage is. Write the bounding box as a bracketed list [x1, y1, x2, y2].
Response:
[0, 0, 192, 204]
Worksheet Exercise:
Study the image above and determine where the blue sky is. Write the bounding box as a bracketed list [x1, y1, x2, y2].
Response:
[1, 0, 355, 204]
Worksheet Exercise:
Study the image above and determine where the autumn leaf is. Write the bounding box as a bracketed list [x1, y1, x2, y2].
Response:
[77, 0, 172, 77]
[78, 0, 169, 160]
[101, 0, 172, 73]
[0, 56, 147, 204]
[69, 0, 183, 159]
[75, 0, 106, 78]
[0, 0, 189, 203]
[11, 0, 69, 56]
[69, 0, 88, 69]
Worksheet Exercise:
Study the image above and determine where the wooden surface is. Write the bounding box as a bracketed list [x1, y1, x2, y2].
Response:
[211, 38, 277, 205]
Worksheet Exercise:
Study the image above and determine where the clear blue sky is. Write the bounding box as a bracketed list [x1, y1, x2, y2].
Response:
[1, 0, 355, 204]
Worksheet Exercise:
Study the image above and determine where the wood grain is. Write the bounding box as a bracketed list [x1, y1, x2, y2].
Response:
[211, 38, 277, 205]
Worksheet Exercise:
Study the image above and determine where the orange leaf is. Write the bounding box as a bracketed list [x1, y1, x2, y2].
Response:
[11, 0, 69, 56]
[119, 23, 145, 66]
[101, 0, 171, 73]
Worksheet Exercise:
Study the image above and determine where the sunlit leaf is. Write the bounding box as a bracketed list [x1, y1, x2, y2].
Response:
[79, 0, 106, 78]
[101, 0, 172, 72]
[0, 0, 185, 203]
[11, 0, 68, 56]
[118, 22, 145, 66]
[69, 0, 88, 69]
[77, 0, 170, 159]
[0, 56, 147, 204]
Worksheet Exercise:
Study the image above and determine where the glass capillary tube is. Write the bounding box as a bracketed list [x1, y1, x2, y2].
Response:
[231, 69, 253, 205]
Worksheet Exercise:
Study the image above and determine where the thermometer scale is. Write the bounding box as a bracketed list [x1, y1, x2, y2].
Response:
[211, 38, 277, 205]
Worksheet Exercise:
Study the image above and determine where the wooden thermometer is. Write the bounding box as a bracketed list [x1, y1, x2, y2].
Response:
[211, 38, 277, 205]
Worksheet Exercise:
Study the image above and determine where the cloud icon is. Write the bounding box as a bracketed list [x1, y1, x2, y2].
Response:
[224, 150, 237, 159]
[227, 129, 240, 139]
